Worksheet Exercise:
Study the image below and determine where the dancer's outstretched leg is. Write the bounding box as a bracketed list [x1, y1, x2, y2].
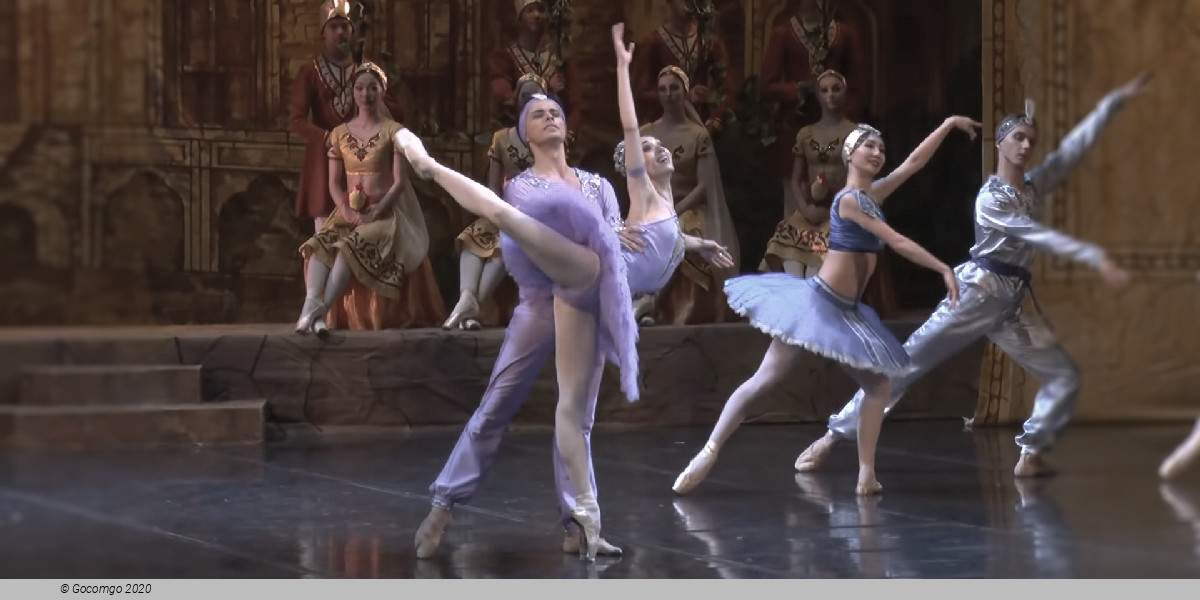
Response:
[795, 275, 1006, 472]
[396, 128, 599, 291]
[672, 339, 801, 494]
[552, 296, 604, 561]
[1161, 417, 1200, 479]
[840, 365, 889, 495]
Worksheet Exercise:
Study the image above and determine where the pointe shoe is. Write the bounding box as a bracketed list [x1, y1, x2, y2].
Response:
[1159, 424, 1200, 480]
[442, 293, 481, 330]
[562, 530, 623, 557]
[795, 432, 837, 472]
[294, 297, 327, 334]
[569, 500, 602, 562]
[394, 128, 435, 178]
[856, 470, 883, 496]
[312, 316, 330, 340]
[1013, 452, 1057, 478]
[414, 505, 453, 559]
[672, 441, 719, 495]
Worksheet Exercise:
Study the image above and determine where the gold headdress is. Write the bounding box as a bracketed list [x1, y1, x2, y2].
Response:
[816, 69, 846, 87]
[842, 123, 882, 163]
[658, 65, 691, 93]
[515, 0, 541, 16]
[352, 61, 387, 90]
[319, 0, 354, 31]
[516, 72, 548, 92]
[996, 98, 1036, 143]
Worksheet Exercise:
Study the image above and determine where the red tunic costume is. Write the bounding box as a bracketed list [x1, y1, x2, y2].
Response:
[630, 25, 737, 127]
[760, 15, 868, 179]
[486, 42, 582, 137]
[289, 1, 405, 219]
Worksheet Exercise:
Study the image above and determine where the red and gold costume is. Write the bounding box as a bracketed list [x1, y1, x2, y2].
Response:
[289, 0, 405, 220]
[298, 64, 445, 330]
[760, 13, 868, 179]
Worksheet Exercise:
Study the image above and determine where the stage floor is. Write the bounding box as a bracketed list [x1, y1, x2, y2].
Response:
[1, 421, 1198, 578]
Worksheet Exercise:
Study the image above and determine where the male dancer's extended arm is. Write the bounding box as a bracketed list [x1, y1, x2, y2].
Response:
[976, 189, 1107, 267]
[1028, 72, 1151, 193]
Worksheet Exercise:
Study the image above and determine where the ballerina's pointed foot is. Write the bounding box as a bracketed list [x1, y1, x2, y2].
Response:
[394, 128, 435, 178]
[856, 476, 883, 496]
[414, 505, 453, 560]
[795, 432, 836, 472]
[444, 291, 480, 331]
[313, 316, 330, 340]
[672, 441, 719, 495]
[569, 499, 602, 562]
[562, 531, 623, 557]
[294, 296, 327, 334]
[1160, 434, 1200, 480]
[442, 293, 481, 330]
[1013, 452, 1057, 478]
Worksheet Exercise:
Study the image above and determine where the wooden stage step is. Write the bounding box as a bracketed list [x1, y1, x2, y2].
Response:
[17, 364, 202, 406]
[0, 400, 266, 448]
[0, 323, 986, 432]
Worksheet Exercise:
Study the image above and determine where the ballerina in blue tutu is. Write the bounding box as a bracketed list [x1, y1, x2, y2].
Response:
[673, 115, 981, 496]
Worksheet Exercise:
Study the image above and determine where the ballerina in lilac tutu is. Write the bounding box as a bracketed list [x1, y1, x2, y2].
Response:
[394, 99, 637, 561]
[610, 22, 735, 296]
[672, 115, 981, 496]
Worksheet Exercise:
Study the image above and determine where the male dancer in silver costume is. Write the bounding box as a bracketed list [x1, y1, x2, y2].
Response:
[791, 71, 1151, 478]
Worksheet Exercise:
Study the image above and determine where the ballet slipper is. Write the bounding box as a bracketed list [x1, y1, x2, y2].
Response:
[562, 529, 623, 557]
[855, 475, 883, 496]
[568, 496, 602, 562]
[795, 431, 837, 472]
[442, 292, 480, 330]
[1013, 452, 1057, 478]
[672, 441, 719, 495]
[1159, 420, 1200, 480]
[395, 128, 436, 178]
[294, 296, 326, 334]
[414, 505, 453, 559]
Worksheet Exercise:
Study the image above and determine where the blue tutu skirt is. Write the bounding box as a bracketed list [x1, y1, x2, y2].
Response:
[724, 273, 913, 376]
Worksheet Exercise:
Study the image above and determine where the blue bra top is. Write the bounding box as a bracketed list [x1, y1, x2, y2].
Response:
[827, 188, 886, 253]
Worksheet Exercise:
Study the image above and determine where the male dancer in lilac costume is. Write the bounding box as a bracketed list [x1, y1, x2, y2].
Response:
[410, 97, 638, 561]
[793, 71, 1151, 478]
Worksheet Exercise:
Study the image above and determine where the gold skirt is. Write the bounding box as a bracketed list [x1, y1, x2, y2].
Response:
[759, 212, 830, 272]
[300, 203, 411, 300]
[455, 217, 501, 259]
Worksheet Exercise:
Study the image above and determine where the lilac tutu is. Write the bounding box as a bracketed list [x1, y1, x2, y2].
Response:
[499, 175, 640, 402]
[724, 273, 913, 376]
[624, 215, 685, 296]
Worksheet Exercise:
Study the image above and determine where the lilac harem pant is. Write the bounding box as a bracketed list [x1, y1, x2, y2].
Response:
[428, 292, 604, 527]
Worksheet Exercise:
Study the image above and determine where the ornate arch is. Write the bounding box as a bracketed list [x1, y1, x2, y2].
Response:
[0, 199, 71, 268]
